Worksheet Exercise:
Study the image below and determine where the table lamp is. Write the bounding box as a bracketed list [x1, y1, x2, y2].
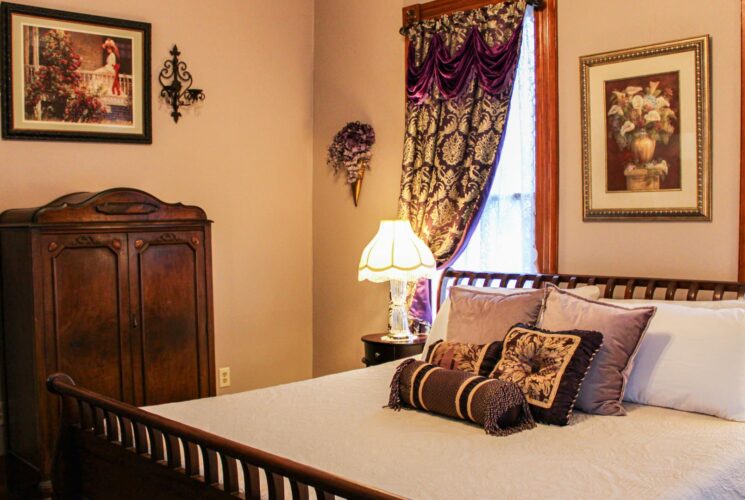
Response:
[358, 220, 436, 341]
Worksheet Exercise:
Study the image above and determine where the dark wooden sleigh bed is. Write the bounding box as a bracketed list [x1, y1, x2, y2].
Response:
[45, 269, 745, 499]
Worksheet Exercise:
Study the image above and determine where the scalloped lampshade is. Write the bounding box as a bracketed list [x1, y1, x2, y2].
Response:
[358, 220, 436, 283]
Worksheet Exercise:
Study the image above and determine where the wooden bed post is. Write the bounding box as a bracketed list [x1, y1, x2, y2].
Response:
[49, 375, 83, 499]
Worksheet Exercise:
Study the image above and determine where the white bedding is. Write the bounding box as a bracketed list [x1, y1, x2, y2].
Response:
[148, 361, 745, 499]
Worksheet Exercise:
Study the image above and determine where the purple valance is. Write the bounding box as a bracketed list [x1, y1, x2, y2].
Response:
[406, 25, 522, 104]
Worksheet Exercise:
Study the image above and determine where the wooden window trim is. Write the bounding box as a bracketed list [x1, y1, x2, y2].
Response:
[402, 0, 559, 273]
[740, 0, 745, 281]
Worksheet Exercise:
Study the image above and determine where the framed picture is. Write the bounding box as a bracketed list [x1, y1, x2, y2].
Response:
[1, 2, 151, 143]
[580, 36, 711, 220]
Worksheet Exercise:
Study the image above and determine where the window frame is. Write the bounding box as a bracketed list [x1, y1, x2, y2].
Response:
[401, 0, 559, 273]
[740, 0, 745, 281]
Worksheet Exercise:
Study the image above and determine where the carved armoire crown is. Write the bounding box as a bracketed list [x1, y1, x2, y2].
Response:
[0, 188, 216, 494]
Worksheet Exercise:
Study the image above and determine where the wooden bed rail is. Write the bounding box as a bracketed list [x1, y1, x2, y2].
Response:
[47, 373, 403, 500]
[437, 269, 745, 308]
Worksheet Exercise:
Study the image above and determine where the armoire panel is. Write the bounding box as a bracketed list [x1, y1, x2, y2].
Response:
[41, 234, 131, 402]
[130, 231, 206, 406]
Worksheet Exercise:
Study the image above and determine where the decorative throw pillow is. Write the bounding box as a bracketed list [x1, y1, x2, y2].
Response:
[447, 287, 544, 344]
[387, 359, 535, 436]
[538, 284, 656, 416]
[425, 340, 502, 377]
[493, 324, 603, 426]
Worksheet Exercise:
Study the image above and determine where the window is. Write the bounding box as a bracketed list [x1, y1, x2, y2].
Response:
[451, 7, 537, 274]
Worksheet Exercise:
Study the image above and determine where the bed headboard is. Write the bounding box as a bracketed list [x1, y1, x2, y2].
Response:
[437, 268, 745, 308]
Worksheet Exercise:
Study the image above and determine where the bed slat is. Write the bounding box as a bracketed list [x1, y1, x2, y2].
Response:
[314, 488, 335, 500]
[149, 428, 165, 462]
[290, 479, 310, 500]
[688, 283, 700, 301]
[121, 417, 134, 449]
[183, 441, 200, 476]
[134, 422, 148, 455]
[166, 434, 181, 469]
[624, 279, 635, 299]
[665, 282, 677, 300]
[242, 461, 262, 500]
[93, 407, 105, 437]
[221, 455, 240, 494]
[202, 447, 219, 485]
[266, 470, 285, 499]
[104, 410, 119, 442]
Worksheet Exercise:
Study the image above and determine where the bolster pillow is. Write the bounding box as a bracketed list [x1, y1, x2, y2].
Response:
[387, 359, 535, 436]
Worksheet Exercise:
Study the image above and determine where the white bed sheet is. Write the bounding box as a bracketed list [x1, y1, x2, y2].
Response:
[147, 361, 745, 499]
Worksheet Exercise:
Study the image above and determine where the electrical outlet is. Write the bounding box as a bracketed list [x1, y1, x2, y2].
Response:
[218, 367, 231, 388]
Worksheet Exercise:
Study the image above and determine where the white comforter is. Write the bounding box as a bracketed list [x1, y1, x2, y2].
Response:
[148, 361, 745, 499]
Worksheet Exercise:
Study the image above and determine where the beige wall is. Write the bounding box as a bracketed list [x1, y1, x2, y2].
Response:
[558, 0, 741, 280]
[312, 0, 743, 376]
[312, 0, 408, 376]
[0, 0, 315, 400]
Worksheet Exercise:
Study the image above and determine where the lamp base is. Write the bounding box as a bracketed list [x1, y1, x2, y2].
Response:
[382, 332, 420, 343]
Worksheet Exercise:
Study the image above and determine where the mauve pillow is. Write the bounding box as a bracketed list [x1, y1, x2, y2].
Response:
[447, 287, 544, 344]
[538, 285, 656, 416]
[423, 285, 602, 361]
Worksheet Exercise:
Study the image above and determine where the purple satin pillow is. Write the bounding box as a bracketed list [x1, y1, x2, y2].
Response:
[447, 287, 544, 344]
[538, 285, 656, 416]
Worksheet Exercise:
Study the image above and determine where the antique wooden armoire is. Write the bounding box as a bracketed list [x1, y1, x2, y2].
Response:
[0, 188, 216, 493]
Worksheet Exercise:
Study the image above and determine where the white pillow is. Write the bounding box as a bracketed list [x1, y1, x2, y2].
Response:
[422, 298, 450, 359]
[618, 301, 745, 421]
[602, 298, 744, 309]
[421, 285, 601, 359]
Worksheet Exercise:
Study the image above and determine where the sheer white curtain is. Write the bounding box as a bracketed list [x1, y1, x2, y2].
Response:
[451, 7, 537, 274]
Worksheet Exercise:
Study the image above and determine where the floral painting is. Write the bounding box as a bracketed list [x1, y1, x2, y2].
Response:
[2, 3, 151, 143]
[580, 36, 711, 221]
[605, 72, 680, 192]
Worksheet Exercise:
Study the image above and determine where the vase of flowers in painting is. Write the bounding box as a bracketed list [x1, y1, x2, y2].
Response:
[631, 130, 656, 164]
[608, 80, 676, 191]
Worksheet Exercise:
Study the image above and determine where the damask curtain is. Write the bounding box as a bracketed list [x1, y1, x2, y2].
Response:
[397, 1, 527, 327]
[453, 6, 537, 274]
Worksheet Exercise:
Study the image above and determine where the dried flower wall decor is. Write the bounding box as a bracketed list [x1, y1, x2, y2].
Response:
[327, 121, 376, 206]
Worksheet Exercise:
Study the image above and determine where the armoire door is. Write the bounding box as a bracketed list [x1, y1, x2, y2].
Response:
[40, 233, 133, 401]
[128, 230, 210, 406]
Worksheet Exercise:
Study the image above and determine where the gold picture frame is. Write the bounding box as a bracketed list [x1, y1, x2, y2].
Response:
[580, 36, 711, 221]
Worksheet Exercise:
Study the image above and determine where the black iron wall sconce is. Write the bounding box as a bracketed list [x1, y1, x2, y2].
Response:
[159, 45, 205, 123]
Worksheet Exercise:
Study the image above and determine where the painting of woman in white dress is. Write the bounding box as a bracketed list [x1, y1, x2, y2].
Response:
[4, 3, 151, 142]
[96, 38, 123, 96]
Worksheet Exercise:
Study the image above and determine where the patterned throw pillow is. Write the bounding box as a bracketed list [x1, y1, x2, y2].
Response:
[387, 359, 535, 436]
[424, 340, 502, 377]
[493, 324, 603, 426]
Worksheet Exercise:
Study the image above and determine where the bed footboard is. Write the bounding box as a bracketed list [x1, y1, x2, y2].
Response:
[47, 373, 403, 500]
